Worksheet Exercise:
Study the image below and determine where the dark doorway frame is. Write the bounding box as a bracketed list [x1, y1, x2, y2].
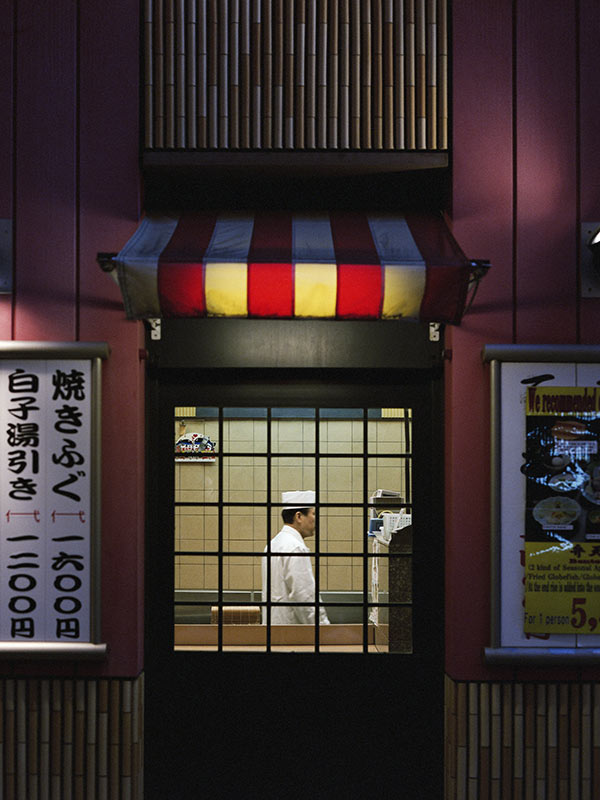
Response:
[144, 321, 445, 799]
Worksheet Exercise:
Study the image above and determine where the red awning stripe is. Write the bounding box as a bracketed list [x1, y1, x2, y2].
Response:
[115, 211, 473, 324]
[330, 212, 382, 319]
[248, 212, 293, 317]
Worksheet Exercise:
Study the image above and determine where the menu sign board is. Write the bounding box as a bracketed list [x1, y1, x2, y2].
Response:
[0, 360, 93, 642]
[523, 387, 600, 635]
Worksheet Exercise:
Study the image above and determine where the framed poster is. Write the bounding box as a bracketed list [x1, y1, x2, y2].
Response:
[483, 345, 600, 665]
[0, 343, 108, 658]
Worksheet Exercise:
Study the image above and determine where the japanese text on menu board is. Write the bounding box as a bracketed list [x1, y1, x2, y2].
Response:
[523, 387, 600, 635]
[0, 362, 91, 642]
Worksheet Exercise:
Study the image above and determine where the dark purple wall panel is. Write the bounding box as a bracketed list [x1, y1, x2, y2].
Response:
[77, 0, 142, 676]
[514, 1, 578, 343]
[578, 0, 600, 345]
[14, 0, 77, 340]
[447, 0, 515, 679]
[0, 0, 14, 339]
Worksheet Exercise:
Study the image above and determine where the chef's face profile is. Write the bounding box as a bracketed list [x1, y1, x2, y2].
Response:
[296, 507, 316, 539]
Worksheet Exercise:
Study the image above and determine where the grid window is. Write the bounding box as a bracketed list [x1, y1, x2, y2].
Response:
[173, 407, 413, 653]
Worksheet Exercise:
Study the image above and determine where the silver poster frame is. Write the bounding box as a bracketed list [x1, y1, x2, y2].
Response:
[483, 344, 600, 666]
[0, 342, 109, 659]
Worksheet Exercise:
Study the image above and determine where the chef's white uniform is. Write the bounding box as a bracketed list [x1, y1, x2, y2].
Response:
[262, 525, 330, 625]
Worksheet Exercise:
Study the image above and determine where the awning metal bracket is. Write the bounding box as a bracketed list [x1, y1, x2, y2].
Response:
[147, 318, 162, 340]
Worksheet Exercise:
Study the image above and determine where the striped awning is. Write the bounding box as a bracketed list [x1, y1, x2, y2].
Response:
[113, 211, 474, 324]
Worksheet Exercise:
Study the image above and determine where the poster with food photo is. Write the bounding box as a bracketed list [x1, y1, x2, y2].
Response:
[523, 387, 600, 635]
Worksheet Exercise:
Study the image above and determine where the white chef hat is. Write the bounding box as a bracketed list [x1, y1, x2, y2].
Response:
[282, 490, 315, 509]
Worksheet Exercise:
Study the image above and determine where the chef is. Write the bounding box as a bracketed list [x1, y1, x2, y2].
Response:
[262, 490, 330, 625]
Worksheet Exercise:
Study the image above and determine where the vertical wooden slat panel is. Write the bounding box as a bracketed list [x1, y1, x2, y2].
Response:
[559, 683, 569, 798]
[339, 0, 350, 149]
[360, 0, 371, 148]
[27, 682, 39, 799]
[394, 0, 405, 149]
[437, 0, 446, 148]
[501, 683, 512, 800]
[63, 681, 73, 800]
[273, 0, 283, 146]
[350, 0, 360, 147]
[240, 0, 251, 147]
[327, 0, 338, 148]
[186, 0, 197, 148]
[207, 0, 218, 146]
[426, 0, 436, 149]
[513, 684, 523, 799]
[317, 0, 327, 147]
[305, 0, 316, 148]
[457, 682, 468, 797]
[415, 0, 426, 148]
[145, 0, 155, 147]
[144, 0, 448, 151]
[570, 685, 581, 797]
[74, 681, 85, 800]
[468, 682, 479, 799]
[251, 0, 261, 147]
[109, 681, 120, 800]
[164, 0, 176, 146]
[491, 683, 501, 800]
[98, 680, 109, 799]
[372, 0, 383, 149]
[582, 684, 592, 800]
[229, 0, 240, 148]
[404, 0, 415, 149]
[40, 681, 50, 800]
[0, 679, 148, 799]
[479, 683, 490, 800]
[548, 683, 558, 800]
[176, 0, 186, 147]
[218, 0, 229, 147]
[283, 0, 294, 146]
[383, 0, 394, 149]
[262, 0, 273, 148]
[524, 684, 535, 800]
[87, 682, 97, 800]
[198, 0, 208, 147]
[536, 684, 547, 799]
[294, 2, 305, 149]
[153, 0, 165, 147]
[445, 676, 456, 800]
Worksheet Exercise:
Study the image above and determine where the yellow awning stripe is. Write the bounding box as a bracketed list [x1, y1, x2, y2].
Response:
[294, 263, 338, 317]
[205, 263, 248, 316]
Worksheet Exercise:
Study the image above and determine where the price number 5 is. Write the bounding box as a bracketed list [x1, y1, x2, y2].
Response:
[571, 597, 599, 632]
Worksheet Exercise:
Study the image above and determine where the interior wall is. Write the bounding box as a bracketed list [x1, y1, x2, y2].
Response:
[448, 0, 600, 680]
[174, 413, 408, 594]
[0, 1, 143, 676]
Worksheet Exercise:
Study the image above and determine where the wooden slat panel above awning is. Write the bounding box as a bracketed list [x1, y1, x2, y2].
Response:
[113, 210, 475, 325]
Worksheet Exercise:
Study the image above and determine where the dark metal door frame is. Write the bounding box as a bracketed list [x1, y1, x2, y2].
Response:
[144, 361, 444, 799]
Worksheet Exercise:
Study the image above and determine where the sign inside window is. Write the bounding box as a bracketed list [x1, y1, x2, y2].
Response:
[523, 387, 600, 634]
[0, 361, 92, 642]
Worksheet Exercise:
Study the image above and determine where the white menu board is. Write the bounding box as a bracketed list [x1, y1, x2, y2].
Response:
[0, 358, 95, 644]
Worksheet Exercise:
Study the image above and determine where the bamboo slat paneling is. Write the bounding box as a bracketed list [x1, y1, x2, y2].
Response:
[445, 676, 600, 800]
[1, 676, 144, 800]
[145, 0, 448, 151]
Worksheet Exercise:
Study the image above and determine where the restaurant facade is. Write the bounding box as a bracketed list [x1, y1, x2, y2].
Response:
[1, 1, 600, 797]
